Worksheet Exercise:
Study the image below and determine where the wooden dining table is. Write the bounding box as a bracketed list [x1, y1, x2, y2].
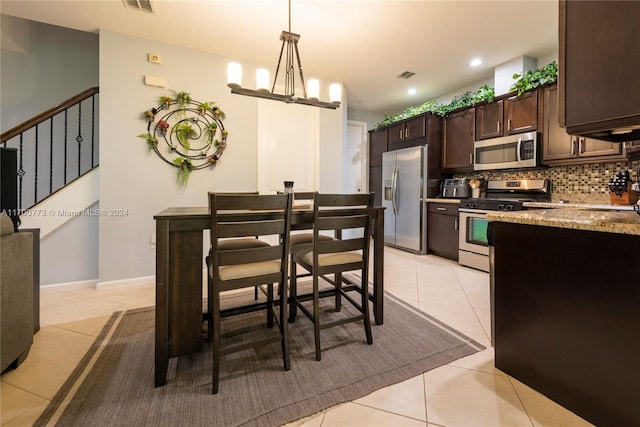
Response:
[153, 205, 385, 387]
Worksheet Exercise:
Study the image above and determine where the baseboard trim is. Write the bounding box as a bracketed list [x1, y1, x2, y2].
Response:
[41, 279, 99, 290]
[96, 276, 155, 289]
[43, 271, 208, 291]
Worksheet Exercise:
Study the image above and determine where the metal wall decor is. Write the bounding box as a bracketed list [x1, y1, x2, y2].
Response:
[138, 91, 228, 186]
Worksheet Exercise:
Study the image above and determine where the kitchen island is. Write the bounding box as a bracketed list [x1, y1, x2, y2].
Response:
[487, 208, 640, 427]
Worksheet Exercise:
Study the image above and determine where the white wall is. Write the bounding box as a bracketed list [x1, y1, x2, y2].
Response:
[98, 30, 344, 284]
[1, 17, 100, 286]
[0, 16, 99, 132]
[347, 108, 385, 131]
[40, 201, 99, 285]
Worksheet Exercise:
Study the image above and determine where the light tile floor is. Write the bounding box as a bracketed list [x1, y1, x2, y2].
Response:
[1, 248, 594, 426]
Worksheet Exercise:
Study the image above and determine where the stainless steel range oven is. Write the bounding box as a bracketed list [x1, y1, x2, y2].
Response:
[458, 179, 550, 272]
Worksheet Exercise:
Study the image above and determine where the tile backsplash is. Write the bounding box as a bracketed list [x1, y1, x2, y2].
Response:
[455, 159, 640, 204]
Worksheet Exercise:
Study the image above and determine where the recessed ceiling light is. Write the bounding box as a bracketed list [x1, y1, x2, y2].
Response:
[470, 58, 482, 67]
[408, 88, 417, 95]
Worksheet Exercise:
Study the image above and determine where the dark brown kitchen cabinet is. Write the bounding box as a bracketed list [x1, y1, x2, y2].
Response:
[475, 101, 504, 140]
[369, 128, 387, 167]
[625, 141, 640, 159]
[369, 165, 382, 207]
[443, 108, 474, 172]
[559, 0, 640, 142]
[543, 84, 625, 165]
[427, 202, 459, 261]
[475, 91, 539, 141]
[368, 129, 387, 206]
[388, 116, 426, 150]
[504, 90, 539, 134]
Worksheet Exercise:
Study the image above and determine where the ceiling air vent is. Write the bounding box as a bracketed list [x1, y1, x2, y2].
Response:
[397, 71, 416, 79]
[122, 0, 154, 13]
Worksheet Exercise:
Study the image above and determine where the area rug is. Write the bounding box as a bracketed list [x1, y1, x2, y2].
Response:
[35, 288, 484, 427]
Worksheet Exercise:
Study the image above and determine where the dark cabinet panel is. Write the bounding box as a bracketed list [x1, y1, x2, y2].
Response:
[369, 129, 387, 167]
[475, 101, 503, 140]
[427, 203, 459, 261]
[505, 91, 538, 134]
[388, 116, 426, 150]
[543, 84, 624, 165]
[387, 123, 405, 146]
[443, 109, 474, 172]
[494, 221, 640, 427]
[625, 141, 640, 159]
[369, 165, 382, 207]
[559, 0, 640, 142]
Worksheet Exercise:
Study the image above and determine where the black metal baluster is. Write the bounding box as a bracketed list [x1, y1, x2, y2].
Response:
[91, 94, 96, 167]
[49, 117, 54, 194]
[77, 102, 83, 176]
[18, 134, 25, 210]
[34, 125, 39, 204]
[64, 109, 68, 184]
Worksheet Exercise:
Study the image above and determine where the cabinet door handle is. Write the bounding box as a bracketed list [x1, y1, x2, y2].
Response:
[437, 207, 447, 211]
[400, 129, 403, 140]
[405, 128, 409, 139]
[570, 137, 576, 155]
[507, 118, 512, 132]
[497, 121, 501, 134]
[454, 219, 459, 231]
[579, 137, 585, 154]
[469, 153, 473, 164]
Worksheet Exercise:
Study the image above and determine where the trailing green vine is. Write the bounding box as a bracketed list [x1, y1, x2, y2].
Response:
[172, 157, 194, 187]
[510, 61, 558, 96]
[374, 61, 558, 130]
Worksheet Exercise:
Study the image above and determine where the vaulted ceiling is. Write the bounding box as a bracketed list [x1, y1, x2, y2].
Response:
[0, 0, 558, 114]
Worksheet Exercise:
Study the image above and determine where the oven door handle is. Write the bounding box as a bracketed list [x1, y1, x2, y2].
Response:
[391, 165, 399, 215]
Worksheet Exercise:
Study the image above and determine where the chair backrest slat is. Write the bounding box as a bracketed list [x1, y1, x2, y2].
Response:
[311, 192, 374, 262]
[209, 192, 293, 278]
[316, 214, 369, 231]
[218, 245, 283, 265]
[317, 238, 364, 254]
[218, 219, 285, 238]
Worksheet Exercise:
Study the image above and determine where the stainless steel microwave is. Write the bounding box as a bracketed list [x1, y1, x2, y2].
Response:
[473, 132, 538, 171]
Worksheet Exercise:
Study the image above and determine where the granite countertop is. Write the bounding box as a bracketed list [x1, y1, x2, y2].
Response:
[487, 208, 640, 236]
[523, 201, 636, 211]
[424, 198, 461, 204]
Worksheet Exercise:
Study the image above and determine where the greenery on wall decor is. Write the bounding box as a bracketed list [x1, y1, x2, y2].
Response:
[374, 61, 558, 130]
[137, 90, 228, 187]
[172, 157, 194, 187]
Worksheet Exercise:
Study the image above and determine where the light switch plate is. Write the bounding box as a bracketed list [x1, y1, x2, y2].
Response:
[144, 75, 166, 88]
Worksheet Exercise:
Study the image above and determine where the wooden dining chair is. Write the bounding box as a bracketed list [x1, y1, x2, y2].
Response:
[207, 192, 266, 303]
[288, 192, 374, 361]
[286, 192, 335, 285]
[207, 192, 292, 394]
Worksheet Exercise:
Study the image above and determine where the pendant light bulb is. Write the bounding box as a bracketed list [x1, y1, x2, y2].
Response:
[256, 68, 270, 92]
[227, 62, 242, 88]
[307, 79, 320, 100]
[329, 83, 342, 104]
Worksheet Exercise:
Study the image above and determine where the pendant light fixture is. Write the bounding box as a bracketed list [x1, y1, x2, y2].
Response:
[226, 0, 341, 109]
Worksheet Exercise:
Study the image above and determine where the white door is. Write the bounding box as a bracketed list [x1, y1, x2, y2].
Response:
[345, 120, 368, 194]
[257, 100, 319, 194]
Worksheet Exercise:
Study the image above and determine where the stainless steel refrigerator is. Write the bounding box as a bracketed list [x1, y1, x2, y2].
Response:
[382, 145, 428, 253]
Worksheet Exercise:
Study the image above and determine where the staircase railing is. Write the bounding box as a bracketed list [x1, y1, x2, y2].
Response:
[1, 87, 99, 211]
